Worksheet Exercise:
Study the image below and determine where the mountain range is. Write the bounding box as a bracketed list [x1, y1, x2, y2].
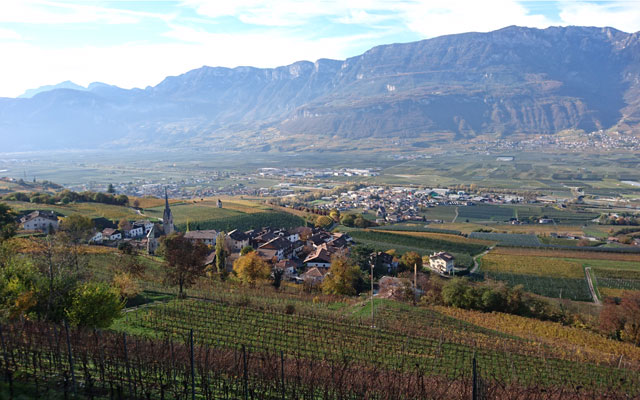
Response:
[1, 25, 639, 152]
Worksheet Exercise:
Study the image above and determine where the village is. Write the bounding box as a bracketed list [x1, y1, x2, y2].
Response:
[16, 190, 458, 289]
[313, 185, 530, 224]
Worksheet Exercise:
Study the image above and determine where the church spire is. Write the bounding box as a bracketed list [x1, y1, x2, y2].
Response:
[162, 186, 174, 235]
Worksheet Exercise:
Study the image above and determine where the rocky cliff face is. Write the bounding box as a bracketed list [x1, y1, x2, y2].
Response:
[1, 26, 639, 151]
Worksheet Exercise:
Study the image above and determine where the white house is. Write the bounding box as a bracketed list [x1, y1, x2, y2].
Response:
[125, 226, 145, 238]
[101, 228, 122, 241]
[429, 252, 455, 274]
[20, 211, 59, 232]
[90, 231, 103, 243]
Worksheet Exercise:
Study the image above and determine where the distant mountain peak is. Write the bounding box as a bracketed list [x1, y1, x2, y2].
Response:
[18, 80, 86, 99]
[2, 25, 640, 152]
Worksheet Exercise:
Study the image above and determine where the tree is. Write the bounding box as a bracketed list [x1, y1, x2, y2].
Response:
[600, 292, 640, 345]
[66, 282, 123, 328]
[215, 232, 227, 277]
[400, 251, 422, 272]
[107, 183, 115, 194]
[321, 255, 361, 296]
[340, 213, 356, 227]
[329, 208, 340, 222]
[0, 203, 17, 241]
[113, 272, 141, 300]
[58, 215, 94, 271]
[118, 218, 132, 231]
[240, 245, 254, 256]
[233, 252, 271, 287]
[159, 233, 209, 298]
[132, 199, 140, 208]
[272, 269, 284, 290]
[58, 215, 94, 244]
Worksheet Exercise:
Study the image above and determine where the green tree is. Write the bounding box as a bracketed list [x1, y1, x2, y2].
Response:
[340, 213, 356, 227]
[58, 215, 94, 244]
[233, 251, 271, 287]
[240, 245, 254, 255]
[321, 255, 361, 296]
[0, 203, 17, 241]
[66, 282, 123, 328]
[107, 183, 115, 194]
[159, 233, 209, 298]
[215, 232, 227, 277]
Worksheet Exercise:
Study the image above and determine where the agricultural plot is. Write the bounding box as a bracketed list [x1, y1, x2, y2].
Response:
[468, 232, 542, 246]
[348, 230, 487, 268]
[109, 298, 638, 393]
[175, 212, 305, 232]
[373, 223, 462, 235]
[6, 200, 139, 220]
[456, 204, 514, 222]
[592, 268, 640, 295]
[477, 253, 592, 301]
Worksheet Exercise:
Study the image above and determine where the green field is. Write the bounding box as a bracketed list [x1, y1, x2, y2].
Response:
[6, 200, 139, 220]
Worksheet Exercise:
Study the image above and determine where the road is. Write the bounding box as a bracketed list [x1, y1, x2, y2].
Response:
[584, 267, 601, 306]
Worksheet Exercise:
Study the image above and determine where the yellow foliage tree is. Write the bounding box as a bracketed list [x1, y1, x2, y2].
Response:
[233, 252, 271, 287]
[321, 255, 361, 296]
[113, 272, 141, 299]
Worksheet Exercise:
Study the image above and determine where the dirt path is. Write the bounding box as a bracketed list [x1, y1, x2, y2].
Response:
[452, 207, 459, 223]
[584, 267, 601, 306]
[469, 246, 493, 274]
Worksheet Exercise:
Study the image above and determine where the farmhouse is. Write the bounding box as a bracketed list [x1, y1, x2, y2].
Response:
[303, 244, 334, 268]
[101, 228, 122, 241]
[227, 229, 250, 251]
[20, 210, 59, 232]
[429, 252, 455, 274]
[185, 230, 218, 246]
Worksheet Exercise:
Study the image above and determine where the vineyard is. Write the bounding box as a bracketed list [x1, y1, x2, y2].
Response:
[476, 253, 592, 301]
[174, 212, 305, 233]
[348, 230, 487, 267]
[468, 232, 542, 247]
[3, 292, 639, 400]
[592, 268, 640, 297]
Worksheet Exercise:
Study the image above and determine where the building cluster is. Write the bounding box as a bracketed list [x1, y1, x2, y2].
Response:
[257, 167, 380, 178]
[315, 186, 526, 224]
[470, 131, 640, 152]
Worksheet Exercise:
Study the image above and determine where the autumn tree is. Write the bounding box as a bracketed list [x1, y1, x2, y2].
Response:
[233, 251, 271, 287]
[159, 233, 209, 298]
[321, 255, 362, 296]
[600, 292, 640, 345]
[399, 251, 422, 273]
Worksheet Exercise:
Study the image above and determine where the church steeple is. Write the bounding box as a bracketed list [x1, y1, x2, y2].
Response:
[162, 187, 174, 235]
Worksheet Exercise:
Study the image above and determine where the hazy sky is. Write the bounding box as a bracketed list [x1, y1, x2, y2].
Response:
[1, 0, 639, 97]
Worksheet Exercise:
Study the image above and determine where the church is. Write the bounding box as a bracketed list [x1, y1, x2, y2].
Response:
[146, 188, 175, 254]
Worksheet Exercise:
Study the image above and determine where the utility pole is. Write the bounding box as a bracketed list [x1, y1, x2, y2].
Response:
[414, 263, 418, 305]
[370, 261, 375, 328]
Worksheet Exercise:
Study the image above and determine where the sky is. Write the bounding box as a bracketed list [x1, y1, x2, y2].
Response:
[0, 0, 639, 97]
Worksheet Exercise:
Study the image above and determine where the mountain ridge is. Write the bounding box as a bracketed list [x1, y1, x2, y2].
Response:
[2, 25, 640, 152]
